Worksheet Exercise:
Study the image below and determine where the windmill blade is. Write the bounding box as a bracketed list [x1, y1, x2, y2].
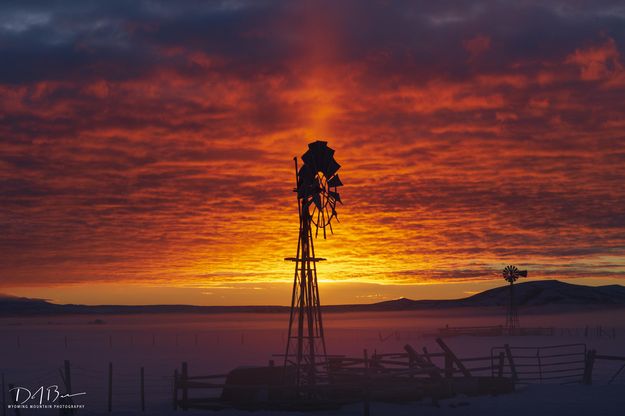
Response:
[315, 202, 321, 229]
[297, 165, 315, 198]
[298, 165, 314, 186]
[324, 144, 335, 161]
[306, 141, 324, 171]
[298, 164, 313, 179]
[321, 207, 327, 239]
[317, 152, 331, 174]
[317, 145, 335, 173]
[327, 174, 343, 188]
[325, 205, 335, 235]
[328, 198, 336, 211]
[307, 140, 328, 153]
[333, 209, 339, 222]
[324, 159, 341, 178]
[312, 193, 322, 211]
[301, 150, 317, 170]
[503, 265, 525, 283]
[296, 140, 344, 238]
[328, 190, 341, 203]
[315, 217, 320, 238]
[308, 141, 332, 172]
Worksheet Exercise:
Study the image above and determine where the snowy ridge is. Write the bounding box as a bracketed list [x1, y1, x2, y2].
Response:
[2, 280, 625, 316]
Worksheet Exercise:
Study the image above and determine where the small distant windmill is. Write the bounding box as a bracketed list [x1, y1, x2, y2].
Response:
[284, 141, 343, 394]
[502, 265, 528, 332]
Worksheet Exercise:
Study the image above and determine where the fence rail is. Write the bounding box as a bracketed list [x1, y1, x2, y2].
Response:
[172, 337, 514, 411]
[490, 343, 589, 385]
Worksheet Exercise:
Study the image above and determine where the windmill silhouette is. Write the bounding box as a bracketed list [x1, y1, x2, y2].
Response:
[502, 265, 528, 332]
[284, 141, 343, 394]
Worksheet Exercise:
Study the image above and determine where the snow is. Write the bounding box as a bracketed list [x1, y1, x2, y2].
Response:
[1, 308, 624, 415]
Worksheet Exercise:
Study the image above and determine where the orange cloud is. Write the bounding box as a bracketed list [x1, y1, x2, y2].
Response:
[2, 1, 625, 305]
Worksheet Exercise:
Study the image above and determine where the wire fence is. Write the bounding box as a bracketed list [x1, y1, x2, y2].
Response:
[2, 327, 624, 412]
[1, 361, 176, 413]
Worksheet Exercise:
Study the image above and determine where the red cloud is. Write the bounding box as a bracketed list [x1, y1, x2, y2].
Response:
[2, 2, 625, 302]
[566, 37, 625, 85]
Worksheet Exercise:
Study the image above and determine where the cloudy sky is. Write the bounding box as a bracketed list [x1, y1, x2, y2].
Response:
[2, 1, 625, 305]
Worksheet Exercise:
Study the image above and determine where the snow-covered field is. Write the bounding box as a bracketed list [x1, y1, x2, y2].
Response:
[2, 309, 624, 415]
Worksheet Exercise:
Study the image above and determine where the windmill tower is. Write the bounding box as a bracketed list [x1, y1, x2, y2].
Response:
[284, 141, 343, 394]
[502, 265, 528, 332]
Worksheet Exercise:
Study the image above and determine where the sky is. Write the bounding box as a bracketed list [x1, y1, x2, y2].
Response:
[1, 0, 625, 305]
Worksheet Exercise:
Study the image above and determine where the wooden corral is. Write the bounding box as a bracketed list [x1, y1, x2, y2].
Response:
[172, 339, 625, 412]
[172, 338, 515, 411]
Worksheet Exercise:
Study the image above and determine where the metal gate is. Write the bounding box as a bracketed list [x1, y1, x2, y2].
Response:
[491, 343, 587, 384]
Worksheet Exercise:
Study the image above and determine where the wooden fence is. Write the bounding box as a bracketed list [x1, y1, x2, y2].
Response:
[172, 338, 510, 411]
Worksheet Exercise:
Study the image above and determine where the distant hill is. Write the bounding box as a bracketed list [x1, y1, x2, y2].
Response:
[360, 280, 625, 311]
[2, 280, 625, 317]
[459, 280, 625, 307]
[0, 294, 60, 315]
[0, 294, 288, 316]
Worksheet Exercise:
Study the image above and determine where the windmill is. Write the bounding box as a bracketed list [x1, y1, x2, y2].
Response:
[284, 141, 343, 394]
[502, 265, 528, 332]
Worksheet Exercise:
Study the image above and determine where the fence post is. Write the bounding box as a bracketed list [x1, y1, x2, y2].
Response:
[2, 373, 6, 416]
[181, 362, 188, 411]
[422, 347, 434, 365]
[436, 338, 470, 377]
[583, 350, 596, 385]
[140, 367, 145, 412]
[363, 349, 370, 416]
[444, 352, 453, 378]
[498, 352, 505, 377]
[172, 369, 179, 410]
[536, 349, 543, 384]
[108, 362, 113, 412]
[59, 359, 76, 415]
[405, 344, 442, 379]
[64, 360, 72, 395]
[504, 344, 517, 382]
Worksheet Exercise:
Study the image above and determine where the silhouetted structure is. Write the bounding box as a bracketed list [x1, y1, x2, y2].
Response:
[502, 265, 528, 332]
[284, 141, 343, 394]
